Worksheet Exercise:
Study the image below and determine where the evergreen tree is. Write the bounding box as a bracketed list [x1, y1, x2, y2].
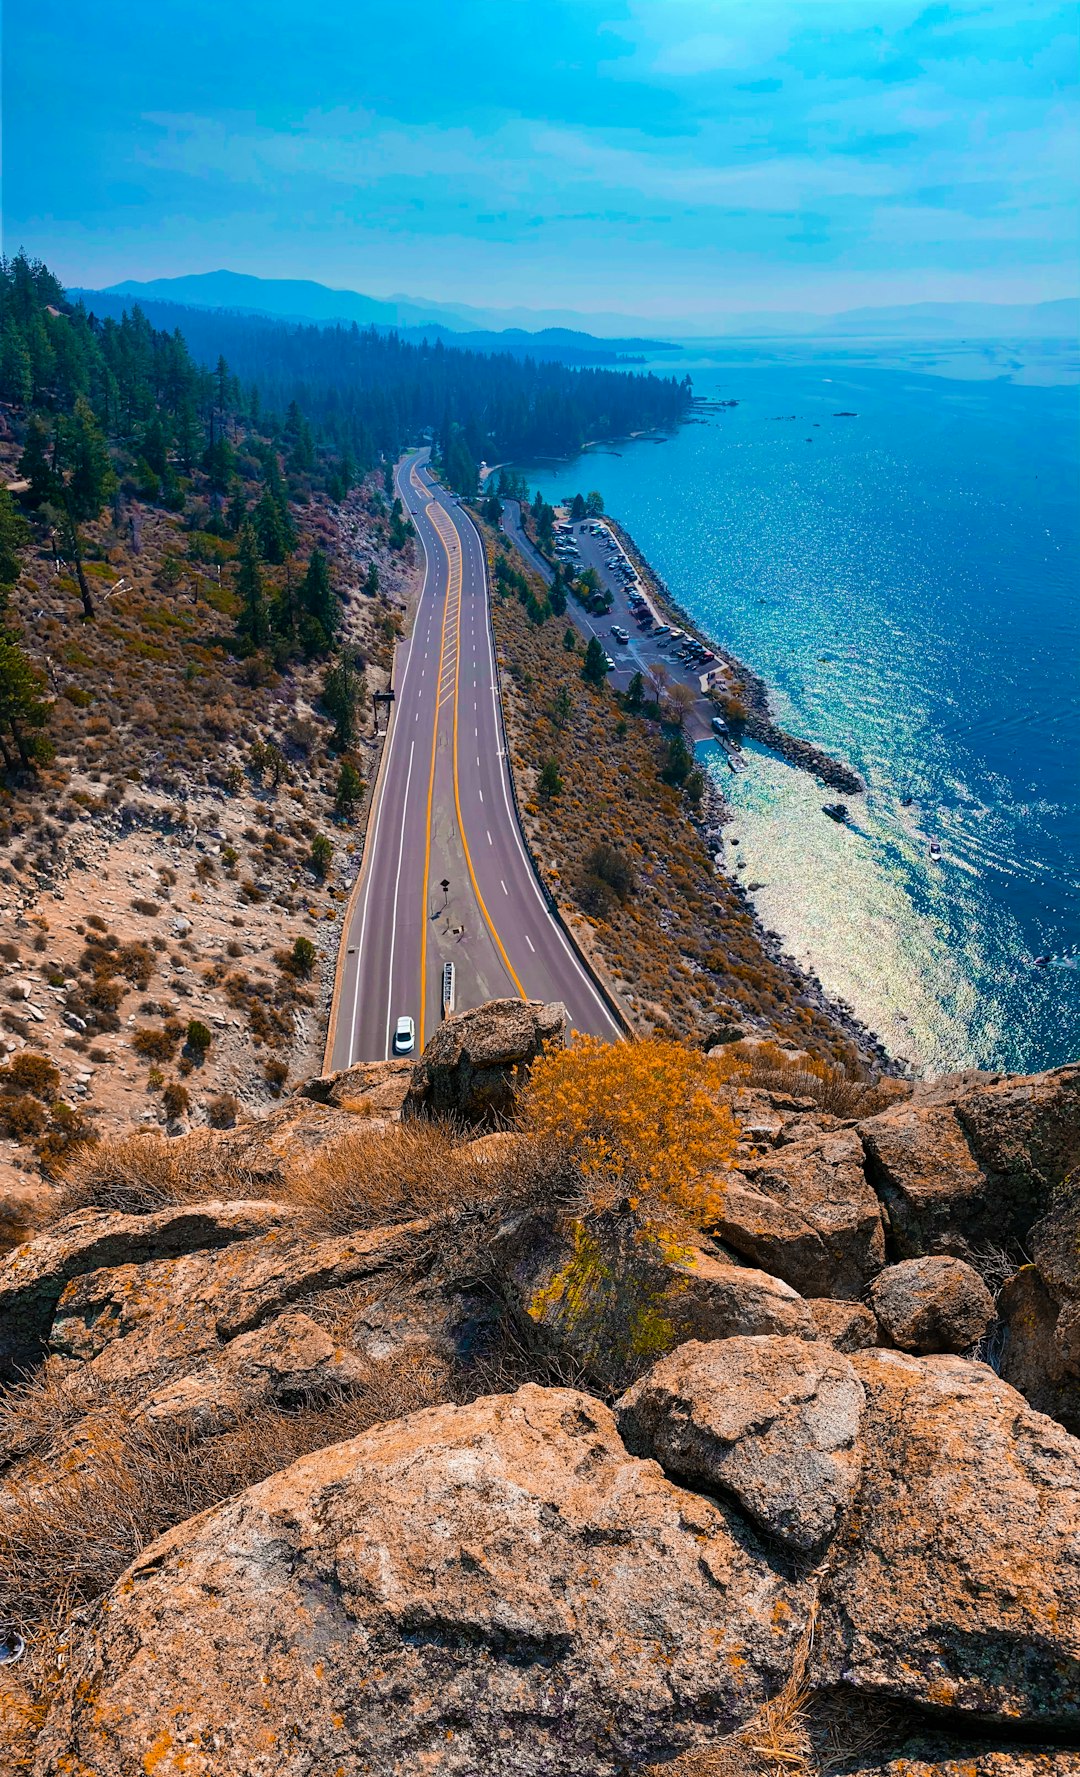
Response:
[0, 633, 51, 769]
[234, 523, 269, 649]
[300, 548, 336, 634]
[63, 397, 116, 522]
[363, 560, 379, 597]
[254, 489, 291, 564]
[334, 759, 364, 819]
[582, 636, 609, 686]
[321, 653, 364, 750]
[17, 417, 56, 504]
[570, 492, 587, 521]
[0, 489, 30, 603]
[0, 318, 32, 407]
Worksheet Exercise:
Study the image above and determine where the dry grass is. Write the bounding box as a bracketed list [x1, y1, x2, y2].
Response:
[646, 1608, 816, 1777]
[287, 1120, 581, 1241]
[714, 1041, 902, 1121]
[47, 1130, 268, 1219]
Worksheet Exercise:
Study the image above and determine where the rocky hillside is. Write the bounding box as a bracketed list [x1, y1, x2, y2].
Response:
[1, 999, 1077, 1774]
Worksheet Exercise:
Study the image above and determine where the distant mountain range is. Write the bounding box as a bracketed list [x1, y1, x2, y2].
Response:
[77, 272, 676, 365]
[75, 270, 1078, 352]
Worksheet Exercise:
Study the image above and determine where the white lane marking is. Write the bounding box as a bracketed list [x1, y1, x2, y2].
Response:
[465, 511, 623, 1041]
[383, 739, 418, 1060]
[345, 454, 434, 1066]
[501, 879, 508, 895]
[479, 789, 484, 803]
[525, 934, 535, 952]
[486, 829, 492, 844]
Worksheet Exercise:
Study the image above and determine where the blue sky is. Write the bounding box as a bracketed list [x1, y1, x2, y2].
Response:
[4, 0, 1077, 324]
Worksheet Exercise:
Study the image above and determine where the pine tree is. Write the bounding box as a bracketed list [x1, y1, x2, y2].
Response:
[17, 417, 56, 504]
[299, 548, 337, 644]
[321, 654, 364, 750]
[0, 488, 30, 603]
[63, 397, 116, 523]
[582, 636, 609, 686]
[255, 490, 291, 565]
[234, 523, 269, 649]
[0, 632, 51, 769]
[334, 759, 364, 819]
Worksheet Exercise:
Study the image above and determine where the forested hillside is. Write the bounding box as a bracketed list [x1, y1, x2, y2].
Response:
[62, 288, 693, 483]
[0, 250, 424, 1206]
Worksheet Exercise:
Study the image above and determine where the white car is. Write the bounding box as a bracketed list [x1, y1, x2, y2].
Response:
[392, 1015, 415, 1055]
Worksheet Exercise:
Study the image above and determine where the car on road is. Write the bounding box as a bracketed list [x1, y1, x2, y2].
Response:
[611, 625, 629, 643]
[603, 653, 617, 670]
[392, 1015, 415, 1055]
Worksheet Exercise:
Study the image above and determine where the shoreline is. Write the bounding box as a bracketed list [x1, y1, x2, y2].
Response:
[495, 499, 895, 1074]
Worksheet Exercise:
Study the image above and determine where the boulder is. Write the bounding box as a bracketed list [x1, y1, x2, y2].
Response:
[741, 1128, 887, 1298]
[955, 1064, 1080, 1230]
[859, 1066, 1080, 1257]
[0, 1199, 299, 1382]
[806, 1296, 879, 1351]
[858, 1101, 993, 1256]
[404, 997, 566, 1127]
[708, 1170, 841, 1298]
[35, 1386, 814, 1774]
[298, 1055, 413, 1116]
[816, 1350, 1080, 1727]
[493, 1208, 816, 1390]
[46, 1217, 429, 1389]
[135, 1308, 372, 1433]
[868, 1256, 994, 1355]
[617, 1336, 865, 1556]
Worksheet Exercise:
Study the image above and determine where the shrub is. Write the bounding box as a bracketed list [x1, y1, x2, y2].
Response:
[185, 1019, 212, 1058]
[206, 1093, 240, 1129]
[277, 935, 316, 979]
[0, 1094, 48, 1141]
[132, 1026, 179, 1063]
[582, 843, 635, 902]
[130, 898, 160, 918]
[162, 1081, 191, 1121]
[264, 1058, 289, 1096]
[2, 1052, 60, 1100]
[520, 1036, 737, 1228]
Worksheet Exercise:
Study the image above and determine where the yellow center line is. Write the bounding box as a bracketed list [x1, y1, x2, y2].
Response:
[428, 505, 526, 1003]
[418, 501, 455, 1050]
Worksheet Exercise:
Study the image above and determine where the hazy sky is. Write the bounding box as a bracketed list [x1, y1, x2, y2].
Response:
[5, 0, 1077, 323]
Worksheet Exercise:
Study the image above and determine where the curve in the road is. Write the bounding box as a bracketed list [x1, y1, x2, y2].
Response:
[329, 452, 624, 1067]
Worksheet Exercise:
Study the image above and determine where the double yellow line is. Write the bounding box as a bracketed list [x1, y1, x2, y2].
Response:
[418, 504, 524, 1047]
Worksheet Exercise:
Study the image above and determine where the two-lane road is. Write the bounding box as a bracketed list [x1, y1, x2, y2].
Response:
[329, 452, 623, 1067]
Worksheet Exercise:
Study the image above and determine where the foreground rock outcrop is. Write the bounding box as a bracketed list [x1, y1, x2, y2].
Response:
[2, 1018, 1078, 1774]
[33, 1386, 814, 1775]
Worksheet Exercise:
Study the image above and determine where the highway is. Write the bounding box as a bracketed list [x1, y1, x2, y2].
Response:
[329, 452, 624, 1067]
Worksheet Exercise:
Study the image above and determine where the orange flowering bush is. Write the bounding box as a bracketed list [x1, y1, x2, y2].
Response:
[520, 1034, 737, 1229]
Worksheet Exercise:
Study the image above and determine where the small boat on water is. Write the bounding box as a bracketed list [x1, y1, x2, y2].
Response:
[726, 751, 747, 774]
[929, 840, 942, 860]
[822, 803, 848, 823]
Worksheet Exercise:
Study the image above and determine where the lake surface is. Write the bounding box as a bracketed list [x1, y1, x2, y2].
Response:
[523, 343, 1080, 1075]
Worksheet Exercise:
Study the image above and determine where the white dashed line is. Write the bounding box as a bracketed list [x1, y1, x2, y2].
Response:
[500, 879, 508, 895]
[486, 829, 492, 844]
[525, 934, 535, 952]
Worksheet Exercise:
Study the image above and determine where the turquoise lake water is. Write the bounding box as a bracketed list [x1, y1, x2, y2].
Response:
[524, 343, 1080, 1075]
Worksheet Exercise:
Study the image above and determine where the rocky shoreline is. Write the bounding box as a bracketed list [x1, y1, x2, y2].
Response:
[607, 518, 864, 794]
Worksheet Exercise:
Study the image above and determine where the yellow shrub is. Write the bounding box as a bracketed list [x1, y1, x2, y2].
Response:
[520, 1034, 737, 1228]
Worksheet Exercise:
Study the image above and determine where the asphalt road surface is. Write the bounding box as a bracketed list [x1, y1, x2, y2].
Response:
[330, 453, 624, 1066]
